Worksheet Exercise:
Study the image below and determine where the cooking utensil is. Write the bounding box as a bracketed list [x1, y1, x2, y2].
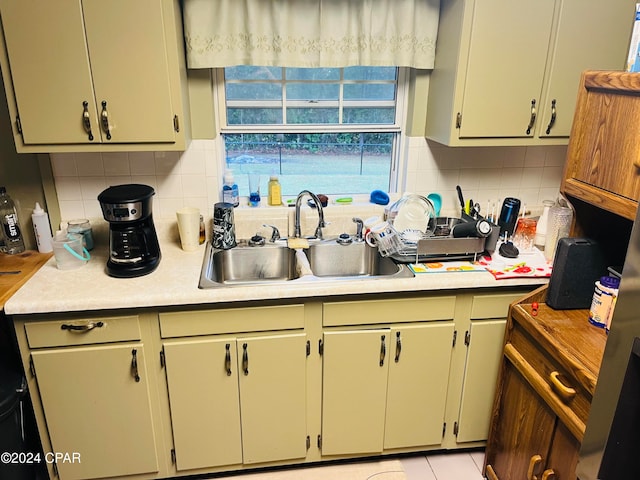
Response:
[456, 185, 465, 213]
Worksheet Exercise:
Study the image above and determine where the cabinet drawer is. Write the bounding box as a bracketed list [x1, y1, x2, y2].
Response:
[470, 292, 528, 319]
[25, 315, 141, 348]
[323, 296, 456, 326]
[507, 322, 591, 440]
[159, 304, 305, 338]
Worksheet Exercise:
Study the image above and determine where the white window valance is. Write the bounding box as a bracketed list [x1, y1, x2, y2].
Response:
[183, 0, 440, 69]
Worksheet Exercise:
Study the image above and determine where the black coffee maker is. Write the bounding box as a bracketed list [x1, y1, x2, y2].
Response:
[98, 184, 161, 278]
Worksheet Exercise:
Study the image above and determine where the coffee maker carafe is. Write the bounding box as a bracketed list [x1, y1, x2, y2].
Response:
[98, 184, 161, 278]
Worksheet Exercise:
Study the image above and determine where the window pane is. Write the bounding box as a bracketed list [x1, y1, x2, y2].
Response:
[224, 133, 394, 195]
[344, 84, 396, 101]
[344, 66, 397, 81]
[286, 68, 340, 81]
[287, 108, 339, 124]
[227, 108, 283, 125]
[343, 108, 396, 124]
[226, 83, 282, 101]
[287, 83, 339, 101]
[225, 66, 282, 80]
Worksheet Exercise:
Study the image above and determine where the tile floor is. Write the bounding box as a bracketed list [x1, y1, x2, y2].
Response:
[210, 451, 486, 480]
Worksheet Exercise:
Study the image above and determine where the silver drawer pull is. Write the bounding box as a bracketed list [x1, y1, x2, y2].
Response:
[60, 321, 104, 332]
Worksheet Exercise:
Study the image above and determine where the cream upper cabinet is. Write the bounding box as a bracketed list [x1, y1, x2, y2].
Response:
[425, 0, 635, 146]
[0, 0, 189, 153]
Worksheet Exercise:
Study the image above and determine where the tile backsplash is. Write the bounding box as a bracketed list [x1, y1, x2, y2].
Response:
[50, 137, 566, 226]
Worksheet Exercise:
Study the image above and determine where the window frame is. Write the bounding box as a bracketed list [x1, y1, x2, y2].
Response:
[212, 67, 410, 195]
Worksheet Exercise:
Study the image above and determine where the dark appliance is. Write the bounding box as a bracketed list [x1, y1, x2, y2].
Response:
[98, 184, 161, 278]
[546, 237, 607, 309]
[578, 204, 640, 479]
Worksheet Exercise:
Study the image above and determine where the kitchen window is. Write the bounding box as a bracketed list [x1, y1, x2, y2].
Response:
[216, 66, 406, 197]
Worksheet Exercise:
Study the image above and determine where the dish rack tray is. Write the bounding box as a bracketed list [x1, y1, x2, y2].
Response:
[390, 236, 487, 264]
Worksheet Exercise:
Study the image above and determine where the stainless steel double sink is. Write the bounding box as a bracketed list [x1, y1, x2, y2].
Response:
[198, 238, 414, 288]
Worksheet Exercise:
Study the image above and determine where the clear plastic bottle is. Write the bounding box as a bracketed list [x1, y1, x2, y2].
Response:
[0, 186, 25, 254]
[268, 175, 282, 206]
[222, 170, 239, 207]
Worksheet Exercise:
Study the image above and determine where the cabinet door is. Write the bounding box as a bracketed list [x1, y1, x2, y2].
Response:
[0, 0, 176, 146]
[537, 0, 635, 138]
[237, 333, 307, 464]
[485, 359, 556, 480]
[458, 0, 555, 139]
[321, 330, 389, 455]
[384, 323, 454, 449]
[0, 0, 98, 145]
[456, 319, 506, 443]
[163, 338, 242, 471]
[31, 344, 158, 480]
[82, 0, 176, 143]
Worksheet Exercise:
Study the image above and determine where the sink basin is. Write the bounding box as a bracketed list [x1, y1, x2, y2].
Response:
[305, 240, 409, 278]
[199, 243, 298, 288]
[199, 238, 414, 288]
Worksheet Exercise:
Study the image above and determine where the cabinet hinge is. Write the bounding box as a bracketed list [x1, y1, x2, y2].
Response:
[306, 340, 311, 357]
[442, 422, 446, 437]
[306, 435, 311, 450]
[173, 115, 180, 133]
[52, 460, 59, 477]
[317, 434, 322, 449]
[453, 421, 459, 436]
[171, 448, 176, 464]
[452, 330, 457, 347]
[456, 112, 462, 129]
[29, 356, 36, 377]
[160, 347, 165, 368]
[464, 330, 471, 346]
[15, 115, 22, 134]
[318, 339, 324, 356]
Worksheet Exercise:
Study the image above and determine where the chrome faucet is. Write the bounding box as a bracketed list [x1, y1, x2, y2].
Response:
[294, 190, 326, 239]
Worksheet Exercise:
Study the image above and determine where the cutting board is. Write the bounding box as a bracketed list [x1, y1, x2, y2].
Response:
[0, 250, 52, 310]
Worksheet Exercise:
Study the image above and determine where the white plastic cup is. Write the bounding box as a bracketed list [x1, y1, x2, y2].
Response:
[52, 232, 90, 270]
[365, 221, 402, 257]
[176, 207, 201, 252]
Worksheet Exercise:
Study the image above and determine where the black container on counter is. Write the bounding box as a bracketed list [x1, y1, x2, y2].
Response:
[212, 202, 236, 249]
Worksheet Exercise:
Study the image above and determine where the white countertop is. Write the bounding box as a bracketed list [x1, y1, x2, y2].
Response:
[4, 222, 547, 316]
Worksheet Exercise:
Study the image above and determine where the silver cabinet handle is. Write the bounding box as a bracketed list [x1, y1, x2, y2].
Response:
[545, 99, 557, 134]
[526, 99, 537, 135]
[101, 100, 112, 140]
[82, 101, 94, 141]
[379, 335, 386, 366]
[131, 349, 140, 382]
[61, 321, 104, 332]
[225, 343, 232, 376]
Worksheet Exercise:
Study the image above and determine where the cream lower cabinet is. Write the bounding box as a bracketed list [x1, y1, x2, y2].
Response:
[321, 324, 455, 455]
[163, 333, 308, 471]
[20, 314, 162, 480]
[320, 296, 458, 455]
[158, 304, 308, 473]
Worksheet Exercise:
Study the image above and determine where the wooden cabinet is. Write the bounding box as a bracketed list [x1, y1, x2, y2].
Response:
[484, 286, 607, 480]
[19, 314, 163, 480]
[0, 0, 189, 153]
[562, 70, 640, 222]
[425, 0, 635, 147]
[159, 305, 308, 472]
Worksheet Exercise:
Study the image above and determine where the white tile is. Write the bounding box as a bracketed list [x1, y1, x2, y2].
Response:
[102, 152, 130, 175]
[156, 174, 184, 198]
[470, 450, 485, 473]
[427, 452, 484, 480]
[57, 200, 86, 224]
[75, 153, 105, 176]
[180, 147, 207, 175]
[54, 177, 83, 201]
[50, 154, 77, 176]
[78, 177, 107, 201]
[155, 151, 181, 175]
[129, 152, 156, 175]
[521, 167, 544, 188]
[181, 174, 208, 197]
[401, 455, 436, 480]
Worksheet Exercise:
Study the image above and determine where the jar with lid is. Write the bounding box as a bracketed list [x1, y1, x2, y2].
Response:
[268, 175, 282, 206]
[589, 276, 620, 330]
[544, 204, 573, 262]
[534, 199, 555, 250]
[67, 219, 94, 250]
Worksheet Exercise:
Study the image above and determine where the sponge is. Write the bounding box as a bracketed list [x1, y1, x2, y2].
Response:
[370, 190, 390, 205]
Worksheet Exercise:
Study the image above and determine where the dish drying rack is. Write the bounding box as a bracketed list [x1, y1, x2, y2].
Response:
[388, 217, 499, 264]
